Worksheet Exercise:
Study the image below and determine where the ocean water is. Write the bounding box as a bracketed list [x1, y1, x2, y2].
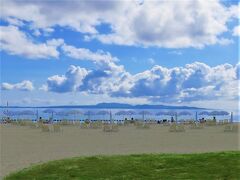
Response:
[0, 108, 239, 122]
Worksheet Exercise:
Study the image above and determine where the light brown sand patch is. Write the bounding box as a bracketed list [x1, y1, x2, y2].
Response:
[0, 124, 239, 178]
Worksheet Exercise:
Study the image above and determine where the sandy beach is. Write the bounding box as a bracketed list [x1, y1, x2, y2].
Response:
[0, 123, 239, 178]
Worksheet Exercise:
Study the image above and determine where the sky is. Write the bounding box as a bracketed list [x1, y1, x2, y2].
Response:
[0, 0, 239, 111]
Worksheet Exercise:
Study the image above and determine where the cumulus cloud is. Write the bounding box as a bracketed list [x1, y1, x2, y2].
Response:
[1, 0, 238, 48]
[60, 44, 130, 94]
[1, 80, 34, 91]
[1, 0, 121, 34]
[117, 62, 239, 102]
[86, 0, 237, 48]
[43, 60, 239, 103]
[0, 25, 64, 59]
[45, 61, 129, 94]
[46, 65, 88, 93]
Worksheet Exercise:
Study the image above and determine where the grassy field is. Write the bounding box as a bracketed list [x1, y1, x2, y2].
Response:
[4, 151, 240, 180]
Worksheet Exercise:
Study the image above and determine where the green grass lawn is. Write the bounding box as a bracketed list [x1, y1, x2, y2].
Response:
[5, 151, 240, 180]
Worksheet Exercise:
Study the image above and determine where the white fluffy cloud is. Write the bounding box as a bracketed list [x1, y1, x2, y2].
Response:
[39, 42, 129, 94]
[91, 0, 236, 48]
[43, 58, 239, 103]
[118, 62, 239, 102]
[1, 0, 121, 33]
[46, 65, 89, 93]
[1, 80, 34, 91]
[0, 25, 64, 59]
[61, 44, 118, 65]
[1, 0, 238, 48]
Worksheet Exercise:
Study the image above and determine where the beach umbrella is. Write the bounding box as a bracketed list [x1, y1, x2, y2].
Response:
[67, 110, 82, 115]
[43, 109, 56, 120]
[199, 111, 210, 116]
[56, 111, 69, 120]
[168, 111, 177, 122]
[139, 110, 152, 121]
[84, 111, 95, 121]
[126, 110, 136, 115]
[115, 110, 127, 116]
[97, 110, 110, 115]
[209, 111, 229, 121]
[156, 111, 185, 122]
[19, 110, 35, 116]
[3, 110, 16, 116]
[43, 109, 56, 114]
[126, 110, 136, 120]
[155, 111, 168, 121]
[96, 110, 110, 121]
[67, 110, 82, 120]
[3, 110, 20, 117]
[177, 111, 192, 122]
[178, 111, 192, 116]
[19, 110, 36, 120]
[209, 111, 229, 116]
[165, 111, 177, 116]
[3, 110, 24, 120]
[199, 111, 229, 121]
[156, 111, 167, 116]
[115, 110, 128, 120]
[56, 111, 69, 116]
[160, 111, 177, 122]
[199, 111, 211, 122]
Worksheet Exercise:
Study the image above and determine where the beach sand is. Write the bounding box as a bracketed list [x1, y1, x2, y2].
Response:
[0, 123, 239, 178]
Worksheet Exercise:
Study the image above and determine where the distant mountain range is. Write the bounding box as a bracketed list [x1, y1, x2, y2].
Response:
[0, 103, 205, 110]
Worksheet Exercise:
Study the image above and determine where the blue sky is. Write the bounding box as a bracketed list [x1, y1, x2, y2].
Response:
[0, 0, 239, 111]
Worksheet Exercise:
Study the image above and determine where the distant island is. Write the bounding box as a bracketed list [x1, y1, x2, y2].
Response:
[0, 103, 205, 110]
